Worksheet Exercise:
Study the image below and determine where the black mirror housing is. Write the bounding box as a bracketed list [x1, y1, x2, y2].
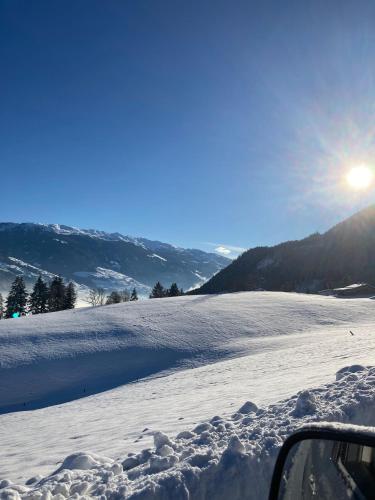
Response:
[269, 423, 375, 500]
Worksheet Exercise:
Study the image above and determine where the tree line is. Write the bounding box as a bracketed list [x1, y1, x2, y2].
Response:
[0, 275, 77, 319]
[0, 277, 185, 318]
[85, 287, 138, 306]
[149, 282, 183, 298]
[85, 281, 183, 305]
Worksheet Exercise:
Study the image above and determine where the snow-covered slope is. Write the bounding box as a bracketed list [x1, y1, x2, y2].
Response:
[2, 291, 375, 414]
[1, 292, 375, 495]
[73, 268, 151, 296]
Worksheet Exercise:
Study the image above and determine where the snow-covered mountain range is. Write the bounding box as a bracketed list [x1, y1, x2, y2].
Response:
[0, 223, 229, 297]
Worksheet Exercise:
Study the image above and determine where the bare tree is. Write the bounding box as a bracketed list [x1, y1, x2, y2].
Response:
[120, 289, 131, 302]
[85, 288, 106, 307]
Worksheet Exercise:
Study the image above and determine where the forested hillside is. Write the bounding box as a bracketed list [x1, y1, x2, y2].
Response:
[196, 205, 375, 294]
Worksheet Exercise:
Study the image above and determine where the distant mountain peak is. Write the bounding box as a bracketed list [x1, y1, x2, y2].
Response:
[0, 221, 230, 297]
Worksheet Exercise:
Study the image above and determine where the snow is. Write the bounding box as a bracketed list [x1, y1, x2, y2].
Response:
[192, 270, 207, 281]
[73, 267, 151, 296]
[333, 283, 369, 291]
[0, 257, 90, 306]
[5, 257, 56, 281]
[40, 224, 142, 246]
[338, 283, 365, 290]
[147, 254, 167, 262]
[3, 291, 375, 412]
[53, 238, 68, 245]
[36, 224, 179, 253]
[0, 263, 13, 274]
[256, 257, 275, 270]
[1, 291, 375, 496]
[0, 224, 229, 266]
[1, 366, 374, 499]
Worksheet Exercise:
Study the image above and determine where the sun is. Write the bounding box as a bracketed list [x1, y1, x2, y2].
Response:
[346, 165, 373, 190]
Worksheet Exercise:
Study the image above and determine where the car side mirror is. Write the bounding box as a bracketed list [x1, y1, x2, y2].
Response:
[269, 424, 375, 500]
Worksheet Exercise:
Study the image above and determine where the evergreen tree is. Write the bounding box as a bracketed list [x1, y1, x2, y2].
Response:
[168, 283, 180, 297]
[5, 276, 28, 318]
[149, 281, 165, 298]
[64, 282, 77, 309]
[48, 276, 66, 312]
[130, 288, 138, 301]
[29, 275, 49, 314]
[0, 293, 3, 319]
[106, 290, 122, 304]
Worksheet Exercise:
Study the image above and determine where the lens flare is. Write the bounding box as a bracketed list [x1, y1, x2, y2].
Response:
[346, 165, 373, 190]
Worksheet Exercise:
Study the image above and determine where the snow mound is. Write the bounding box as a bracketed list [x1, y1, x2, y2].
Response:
[3, 366, 374, 500]
[55, 452, 114, 473]
[335, 364, 367, 380]
[292, 390, 317, 417]
[238, 401, 258, 414]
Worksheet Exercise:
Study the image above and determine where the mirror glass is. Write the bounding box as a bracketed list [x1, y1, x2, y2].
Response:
[278, 438, 375, 499]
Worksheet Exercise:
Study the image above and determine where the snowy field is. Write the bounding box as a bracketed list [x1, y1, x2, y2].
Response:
[1, 292, 375, 498]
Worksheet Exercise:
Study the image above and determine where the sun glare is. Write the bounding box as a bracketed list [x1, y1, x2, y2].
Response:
[346, 165, 373, 190]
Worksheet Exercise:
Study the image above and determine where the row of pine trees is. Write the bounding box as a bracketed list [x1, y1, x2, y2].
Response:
[106, 288, 138, 304]
[149, 282, 183, 298]
[87, 282, 182, 305]
[0, 277, 185, 318]
[0, 275, 77, 319]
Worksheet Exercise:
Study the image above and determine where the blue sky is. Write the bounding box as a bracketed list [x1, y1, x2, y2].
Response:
[1, 0, 375, 258]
